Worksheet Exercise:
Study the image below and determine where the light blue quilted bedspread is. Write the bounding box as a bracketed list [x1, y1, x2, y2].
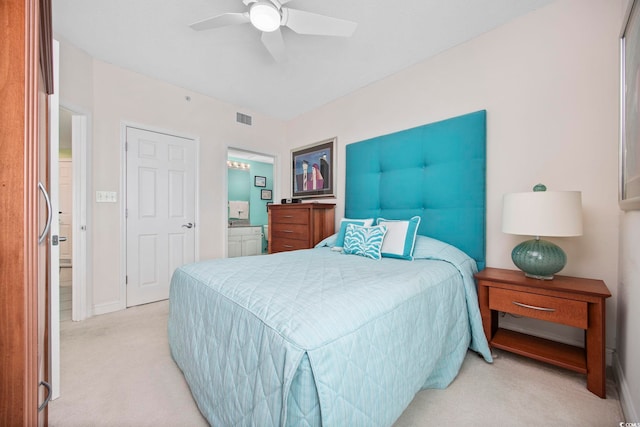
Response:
[168, 236, 492, 427]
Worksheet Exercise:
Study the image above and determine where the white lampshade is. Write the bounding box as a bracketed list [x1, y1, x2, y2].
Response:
[250, 2, 281, 32]
[502, 190, 583, 237]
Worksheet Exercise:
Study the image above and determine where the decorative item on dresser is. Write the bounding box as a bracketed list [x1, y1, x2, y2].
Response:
[502, 184, 583, 279]
[268, 203, 335, 253]
[475, 267, 611, 398]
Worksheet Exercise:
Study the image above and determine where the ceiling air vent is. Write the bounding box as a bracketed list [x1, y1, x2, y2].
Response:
[236, 112, 252, 126]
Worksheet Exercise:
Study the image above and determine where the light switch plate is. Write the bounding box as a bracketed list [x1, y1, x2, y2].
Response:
[96, 191, 117, 203]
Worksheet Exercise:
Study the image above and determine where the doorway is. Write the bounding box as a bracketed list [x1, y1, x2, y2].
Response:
[226, 148, 275, 257]
[57, 106, 90, 323]
[58, 108, 73, 322]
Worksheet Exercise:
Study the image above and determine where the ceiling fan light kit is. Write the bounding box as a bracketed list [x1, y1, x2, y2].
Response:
[249, 2, 281, 32]
[190, 0, 358, 62]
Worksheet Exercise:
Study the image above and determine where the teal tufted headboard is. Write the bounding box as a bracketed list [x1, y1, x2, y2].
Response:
[345, 110, 486, 270]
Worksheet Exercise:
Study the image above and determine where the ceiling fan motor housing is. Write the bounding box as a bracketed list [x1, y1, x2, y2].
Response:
[249, 1, 281, 32]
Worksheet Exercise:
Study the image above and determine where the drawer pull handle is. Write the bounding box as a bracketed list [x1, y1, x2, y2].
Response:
[283, 244, 294, 248]
[282, 230, 294, 233]
[512, 301, 556, 312]
[283, 215, 294, 218]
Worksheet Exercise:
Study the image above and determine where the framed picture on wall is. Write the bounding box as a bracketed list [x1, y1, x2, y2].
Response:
[261, 189, 272, 200]
[254, 176, 266, 187]
[291, 137, 336, 199]
[620, 0, 640, 210]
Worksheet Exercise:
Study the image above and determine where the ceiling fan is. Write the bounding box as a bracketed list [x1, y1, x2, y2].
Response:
[189, 0, 358, 62]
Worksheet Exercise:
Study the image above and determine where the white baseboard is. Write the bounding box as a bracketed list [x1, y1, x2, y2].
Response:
[93, 300, 126, 316]
[614, 353, 639, 422]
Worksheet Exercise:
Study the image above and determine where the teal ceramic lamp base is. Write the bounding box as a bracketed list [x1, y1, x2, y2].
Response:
[511, 237, 567, 280]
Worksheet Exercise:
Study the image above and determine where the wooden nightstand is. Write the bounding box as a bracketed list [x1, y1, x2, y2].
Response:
[474, 267, 611, 398]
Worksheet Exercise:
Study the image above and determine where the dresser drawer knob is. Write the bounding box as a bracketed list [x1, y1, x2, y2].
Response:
[512, 301, 555, 312]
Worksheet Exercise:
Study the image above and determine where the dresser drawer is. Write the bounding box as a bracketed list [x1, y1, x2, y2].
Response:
[270, 239, 309, 253]
[271, 223, 310, 240]
[489, 287, 588, 329]
[268, 203, 335, 254]
[271, 208, 309, 225]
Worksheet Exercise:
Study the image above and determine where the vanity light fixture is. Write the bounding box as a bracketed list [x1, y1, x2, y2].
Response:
[227, 160, 251, 170]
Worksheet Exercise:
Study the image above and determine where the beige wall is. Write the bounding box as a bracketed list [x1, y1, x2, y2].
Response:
[58, 41, 287, 314]
[619, 212, 640, 420]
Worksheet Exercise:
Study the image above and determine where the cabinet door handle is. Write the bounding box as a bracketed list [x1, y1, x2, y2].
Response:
[38, 182, 52, 244]
[512, 301, 555, 312]
[38, 380, 51, 412]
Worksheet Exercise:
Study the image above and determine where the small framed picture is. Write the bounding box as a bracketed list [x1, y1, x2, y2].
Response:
[261, 189, 272, 200]
[254, 176, 266, 187]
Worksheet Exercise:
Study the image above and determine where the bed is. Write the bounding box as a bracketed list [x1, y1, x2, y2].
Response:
[168, 110, 491, 426]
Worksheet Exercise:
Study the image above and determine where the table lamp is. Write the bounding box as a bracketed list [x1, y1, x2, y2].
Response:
[502, 184, 583, 280]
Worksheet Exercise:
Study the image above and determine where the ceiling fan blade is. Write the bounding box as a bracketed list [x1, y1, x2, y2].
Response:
[261, 28, 286, 62]
[282, 8, 357, 37]
[189, 13, 250, 31]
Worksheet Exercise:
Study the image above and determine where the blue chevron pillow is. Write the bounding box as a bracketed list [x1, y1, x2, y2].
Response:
[343, 224, 388, 260]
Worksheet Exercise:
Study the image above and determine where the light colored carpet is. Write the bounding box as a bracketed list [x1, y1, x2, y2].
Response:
[49, 300, 625, 426]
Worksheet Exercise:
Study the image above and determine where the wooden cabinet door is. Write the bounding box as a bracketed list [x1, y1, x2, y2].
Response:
[0, 0, 53, 424]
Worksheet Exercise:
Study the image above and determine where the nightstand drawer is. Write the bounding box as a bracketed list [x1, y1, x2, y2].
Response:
[489, 287, 587, 329]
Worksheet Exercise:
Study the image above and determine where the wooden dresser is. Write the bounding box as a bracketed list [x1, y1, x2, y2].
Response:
[268, 203, 335, 253]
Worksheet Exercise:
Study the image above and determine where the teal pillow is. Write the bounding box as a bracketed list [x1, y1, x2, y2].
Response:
[333, 218, 374, 251]
[343, 224, 387, 260]
[376, 216, 421, 260]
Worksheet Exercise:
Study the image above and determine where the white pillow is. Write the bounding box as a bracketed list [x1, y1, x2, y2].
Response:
[376, 216, 421, 260]
[332, 218, 374, 251]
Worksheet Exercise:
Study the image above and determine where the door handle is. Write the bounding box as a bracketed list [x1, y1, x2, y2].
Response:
[181, 222, 194, 229]
[38, 380, 51, 411]
[52, 235, 68, 246]
[38, 182, 52, 244]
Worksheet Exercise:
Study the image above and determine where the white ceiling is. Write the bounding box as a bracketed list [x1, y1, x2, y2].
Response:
[52, 0, 554, 120]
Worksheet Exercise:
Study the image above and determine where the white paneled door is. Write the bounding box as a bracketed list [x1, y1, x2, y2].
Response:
[126, 127, 196, 307]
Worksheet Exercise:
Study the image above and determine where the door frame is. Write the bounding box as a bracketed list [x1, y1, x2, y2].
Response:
[225, 146, 277, 257]
[120, 122, 200, 307]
